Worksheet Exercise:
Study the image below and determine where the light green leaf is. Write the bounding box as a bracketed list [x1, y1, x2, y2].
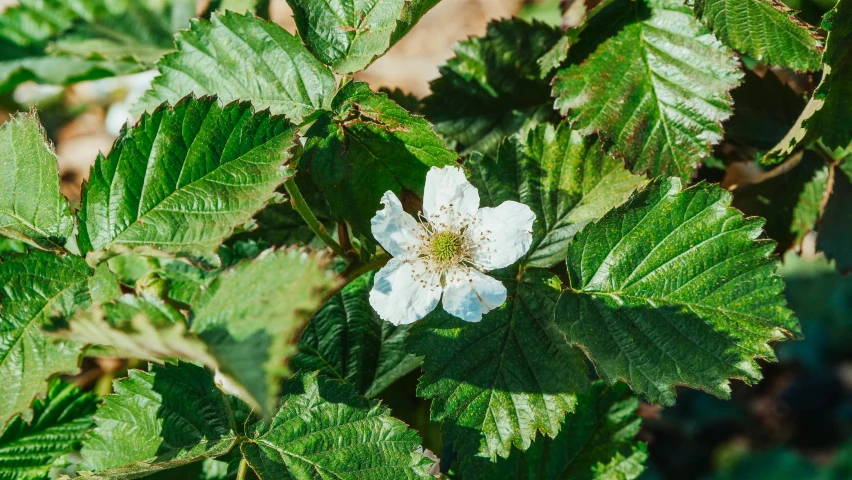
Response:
[0, 379, 97, 480]
[135, 11, 337, 123]
[79, 362, 236, 479]
[694, 0, 823, 71]
[407, 269, 589, 460]
[768, 0, 852, 158]
[552, 0, 742, 180]
[302, 81, 458, 243]
[292, 272, 422, 398]
[241, 371, 433, 479]
[0, 252, 119, 428]
[422, 18, 563, 156]
[59, 294, 216, 367]
[555, 178, 799, 406]
[816, 160, 852, 275]
[460, 382, 647, 480]
[190, 248, 335, 417]
[0, 112, 73, 250]
[467, 122, 646, 269]
[77, 95, 297, 264]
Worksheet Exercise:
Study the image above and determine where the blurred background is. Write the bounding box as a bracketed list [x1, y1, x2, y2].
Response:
[1, 0, 849, 479]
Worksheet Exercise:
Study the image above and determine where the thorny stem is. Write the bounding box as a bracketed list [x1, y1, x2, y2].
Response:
[236, 458, 249, 480]
[283, 176, 348, 258]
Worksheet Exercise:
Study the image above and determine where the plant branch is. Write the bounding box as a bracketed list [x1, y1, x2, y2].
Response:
[236, 458, 248, 480]
[344, 253, 390, 283]
[283, 176, 347, 258]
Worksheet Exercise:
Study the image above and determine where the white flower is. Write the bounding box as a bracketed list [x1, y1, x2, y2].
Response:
[369, 166, 536, 325]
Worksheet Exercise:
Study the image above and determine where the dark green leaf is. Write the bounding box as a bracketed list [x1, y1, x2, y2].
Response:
[422, 18, 563, 156]
[292, 272, 422, 398]
[79, 362, 236, 479]
[466, 122, 645, 269]
[242, 371, 433, 479]
[0, 379, 97, 480]
[816, 160, 852, 274]
[302, 81, 457, 243]
[552, 0, 743, 180]
[190, 248, 335, 416]
[135, 11, 337, 123]
[0, 112, 73, 250]
[460, 382, 647, 480]
[407, 269, 589, 460]
[0, 252, 119, 428]
[694, 0, 823, 71]
[77, 95, 297, 264]
[555, 178, 799, 405]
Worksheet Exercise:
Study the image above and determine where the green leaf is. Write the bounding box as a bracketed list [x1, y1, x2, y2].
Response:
[135, 11, 337, 123]
[0, 379, 97, 480]
[694, 0, 823, 71]
[59, 293, 217, 367]
[292, 272, 422, 398]
[0, 251, 119, 428]
[302, 81, 458, 243]
[552, 0, 743, 180]
[466, 122, 646, 269]
[79, 362, 236, 479]
[407, 269, 589, 460]
[0, 112, 73, 250]
[816, 160, 852, 274]
[555, 178, 799, 405]
[77, 95, 297, 264]
[241, 371, 433, 479]
[460, 382, 647, 480]
[421, 18, 563, 156]
[769, 0, 852, 158]
[190, 248, 335, 417]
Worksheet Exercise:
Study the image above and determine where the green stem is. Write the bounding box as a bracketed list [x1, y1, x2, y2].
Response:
[344, 253, 390, 283]
[236, 458, 248, 480]
[283, 176, 347, 258]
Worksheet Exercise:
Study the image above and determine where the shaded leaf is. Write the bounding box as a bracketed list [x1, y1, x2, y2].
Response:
[816, 160, 852, 274]
[190, 248, 335, 416]
[694, 0, 823, 71]
[0, 112, 73, 250]
[292, 272, 422, 398]
[77, 95, 297, 264]
[407, 269, 589, 460]
[242, 371, 432, 479]
[302, 81, 457, 243]
[0, 379, 97, 480]
[135, 11, 337, 123]
[552, 0, 742, 180]
[555, 178, 799, 405]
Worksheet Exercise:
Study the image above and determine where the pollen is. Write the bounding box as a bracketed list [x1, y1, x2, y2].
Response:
[430, 231, 462, 262]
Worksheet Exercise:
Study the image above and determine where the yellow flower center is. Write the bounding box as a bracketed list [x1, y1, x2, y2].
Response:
[430, 231, 462, 262]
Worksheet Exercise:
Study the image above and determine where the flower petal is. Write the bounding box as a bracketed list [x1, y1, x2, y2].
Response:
[369, 257, 442, 325]
[469, 201, 536, 271]
[441, 268, 507, 322]
[423, 166, 480, 228]
[371, 191, 422, 258]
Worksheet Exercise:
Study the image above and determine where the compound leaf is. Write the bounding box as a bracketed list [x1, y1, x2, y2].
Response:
[0, 379, 97, 480]
[77, 95, 297, 264]
[292, 272, 421, 398]
[302, 81, 457, 243]
[241, 371, 433, 479]
[79, 362, 236, 479]
[552, 0, 742, 180]
[135, 11, 336, 123]
[467, 122, 645, 269]
[0, 252, 118, 428]
[407, 269, 589, 460]
[422, 18, 563, 156]
[0, 112, 73, 250]
[460, 382, 647, 480]
[555, 178, 799, 405]
[694, 0, 823, 71]
[190, 248, 335, 417]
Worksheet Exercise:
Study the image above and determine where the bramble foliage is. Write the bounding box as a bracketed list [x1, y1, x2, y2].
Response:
[0, 0, 848, 478]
